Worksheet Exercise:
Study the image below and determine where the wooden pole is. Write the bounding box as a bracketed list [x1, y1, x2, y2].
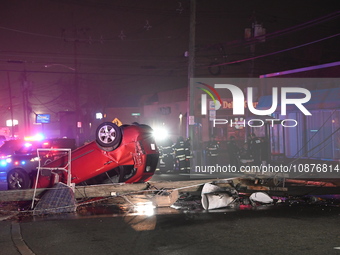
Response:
[186, 0, 196, 139]
[7, 72, 15, 138]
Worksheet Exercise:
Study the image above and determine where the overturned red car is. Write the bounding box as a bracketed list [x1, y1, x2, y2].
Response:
[36, 122, 159, 188]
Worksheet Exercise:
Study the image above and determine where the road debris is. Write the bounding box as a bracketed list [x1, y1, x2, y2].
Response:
[0, 177, 339, 220]
[33, 182, 77, 216]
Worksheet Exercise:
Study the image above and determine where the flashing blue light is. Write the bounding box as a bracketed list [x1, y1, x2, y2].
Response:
[21, 161, 26, 165]
[0, 160, 7, 167]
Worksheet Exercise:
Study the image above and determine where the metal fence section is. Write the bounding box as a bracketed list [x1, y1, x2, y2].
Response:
[31, 148, 72, 209]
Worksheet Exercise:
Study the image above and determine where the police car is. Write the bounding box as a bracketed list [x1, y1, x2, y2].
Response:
[0, 138, 76, 190]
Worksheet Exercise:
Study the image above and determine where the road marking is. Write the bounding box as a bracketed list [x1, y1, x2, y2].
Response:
[11, 222, 35, 255]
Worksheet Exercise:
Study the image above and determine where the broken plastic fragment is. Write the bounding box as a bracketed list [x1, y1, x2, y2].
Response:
[201, 183, 235, 210]
[249, 192, 273, 204]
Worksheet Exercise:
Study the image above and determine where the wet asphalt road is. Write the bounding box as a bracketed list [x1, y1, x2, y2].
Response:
[2, 172, 340, 255]
[151, 171, 193, 181]
[2, 204, 340, 255]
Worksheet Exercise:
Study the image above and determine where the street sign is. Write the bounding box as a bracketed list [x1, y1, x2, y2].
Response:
[112, 118, 123, 126]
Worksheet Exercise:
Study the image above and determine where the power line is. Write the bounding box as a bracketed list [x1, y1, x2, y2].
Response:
[0, 51, 186, 63]
[201, 10, 340, 51]
[0, 69, 187, 77]
[205, 33, 340, 68]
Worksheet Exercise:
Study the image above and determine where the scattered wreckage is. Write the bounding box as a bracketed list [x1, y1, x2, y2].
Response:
[1, 175, 339, 220]
[0, 120, 339, 217]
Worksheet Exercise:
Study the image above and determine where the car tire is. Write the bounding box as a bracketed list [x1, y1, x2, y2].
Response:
[7, 168, 31, 190]
[95, 122, 122, 149]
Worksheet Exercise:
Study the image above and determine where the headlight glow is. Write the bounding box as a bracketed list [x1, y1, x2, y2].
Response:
[153, 127, 169, 141]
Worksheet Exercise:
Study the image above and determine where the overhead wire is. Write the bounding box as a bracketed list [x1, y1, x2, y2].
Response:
[205, 33, 340, 68]
[1, 10, 337, 76]
[201, 10, 340, 51]
[1, 4, 338, 112]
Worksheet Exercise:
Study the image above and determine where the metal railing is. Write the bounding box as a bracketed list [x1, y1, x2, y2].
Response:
[31, 148, 72, 209]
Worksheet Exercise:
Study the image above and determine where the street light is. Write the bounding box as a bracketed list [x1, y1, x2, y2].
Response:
[96, 112, 103, 119]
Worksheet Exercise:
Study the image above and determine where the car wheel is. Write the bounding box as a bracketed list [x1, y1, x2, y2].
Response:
[96, 122, 122, 149]
[7, 169, 31, 190]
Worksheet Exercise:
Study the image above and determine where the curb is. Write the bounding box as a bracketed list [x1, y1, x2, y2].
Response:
[11, 222, 35, 255]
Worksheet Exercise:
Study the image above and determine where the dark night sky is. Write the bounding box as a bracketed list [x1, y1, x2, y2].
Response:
[0, 0, 339, 117]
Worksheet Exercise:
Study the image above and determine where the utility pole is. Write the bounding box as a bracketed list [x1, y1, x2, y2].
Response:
[73, 29, 81, 146]
[186, 0, 196, 168]
[245, 17, 266, 77]
[245, 18, 266, 140]
[187, 0, 196, 139]
[62, 24, 88, 146]
[7, 72, 15, 138]
[22, 71, 31, 135]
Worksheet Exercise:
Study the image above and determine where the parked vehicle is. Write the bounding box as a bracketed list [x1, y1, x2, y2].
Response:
[0, 138, 76, 190]
[35, 122, 159, 189]
[0, 135, 6, 146]
[0, 139, 24, 158]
